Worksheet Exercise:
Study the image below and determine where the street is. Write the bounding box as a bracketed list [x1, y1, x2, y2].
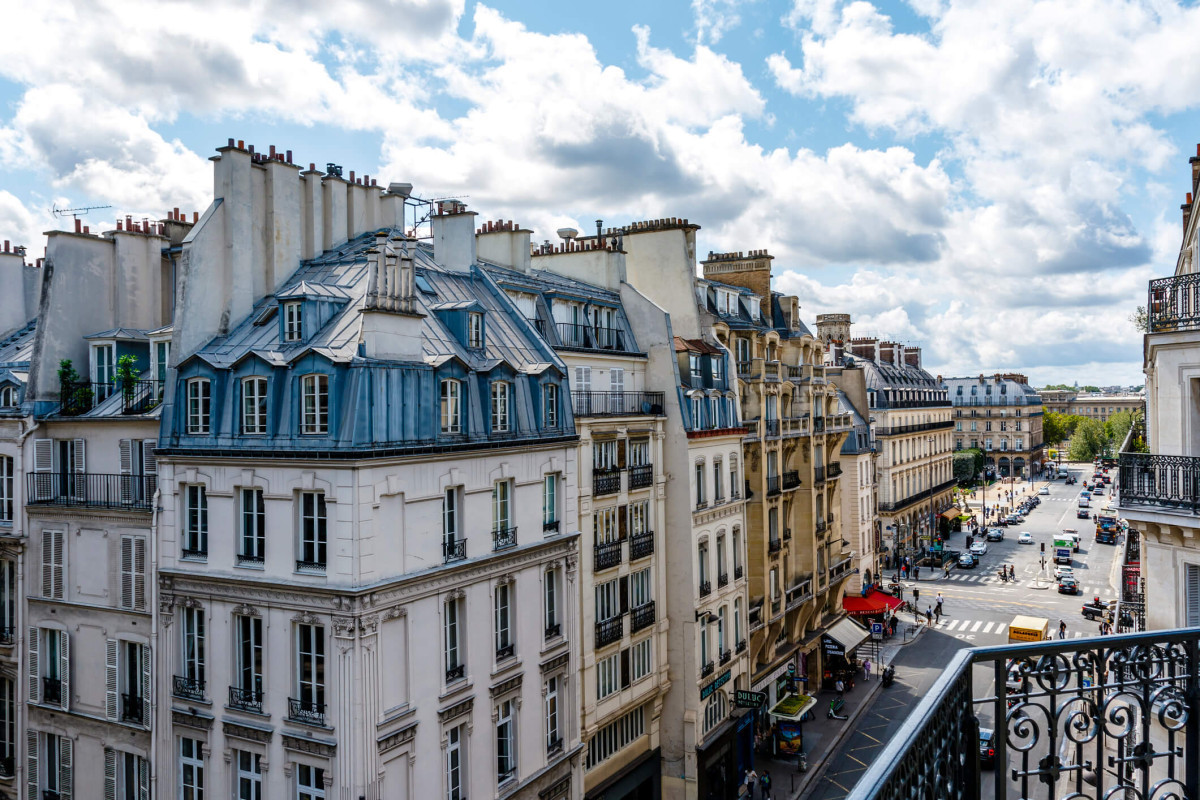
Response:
[802, 464, 1121, 799]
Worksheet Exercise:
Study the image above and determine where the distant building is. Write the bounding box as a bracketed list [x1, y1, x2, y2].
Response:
[944, 374, 1045, 477]
[1039, 389, 1144, 423]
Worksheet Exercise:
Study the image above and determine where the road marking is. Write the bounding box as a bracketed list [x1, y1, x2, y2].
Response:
[970, 620, 983, 632]
[981, 621, 996, 634]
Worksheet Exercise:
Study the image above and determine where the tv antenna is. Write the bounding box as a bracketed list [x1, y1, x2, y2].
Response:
[52, 204, 112, 220]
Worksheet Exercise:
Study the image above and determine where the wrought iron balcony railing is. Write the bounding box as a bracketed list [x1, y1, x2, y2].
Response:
[828, 461, 843, 478]
[27, 473, 156, 510]
[59, 379, 164, 416]
[288, 697, 326, 726]
[782, 471, 800, 490]
[1148, 271, 1200, 332]
[629, 464, 654, 490]
[594, 540, 623, 571]
[554, 322, 628, 352]
[445, 664, 465, 682]
[492, 526, 517, 551]
[878, 478, 958, 513]
[874, 420, 955, 437]
[595, 615, 624, 649]
[699, 580, 712, 597]
[228, 685, 264, 713]
[766, 476, 781, 496]
[443, 537, 467, 563]
[571, 391, 665, 416]
[701, 660, 715, 678]
[543, 519, 560, 534]
[295, 559, 326, 573]
[1119, 452, 1200, 512]
[236, 553, 265, 567]
[718, 571, 729, 588]
[0, 627, 13, 646]
[545, 622, 561, 640]
[843, 627, 1200, 800]
[720, 648, 732, 665]
[783, 527, 792, 541]
[594, 468, 622, 496]
[736, 639, 747, 653]
[768, 538, 782, 553]
[120, 693, 144, 724]
[630, 530, 655, 561]
[734, 565, 743, 580]
[0, 756, 11, 778]
[631, 601, 656, 633]
[41, 677, 61, 706]
[496, 643, 515, 660]
[173, 675, 206, 701]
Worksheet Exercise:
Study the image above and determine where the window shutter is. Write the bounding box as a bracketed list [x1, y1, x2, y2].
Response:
[618, 505, 628, 541]
[59, 735, 72, 800]
[58, 630, 69, 710]
[41, 530, 53, 599]
[27, 628, 38, 704]
[140, 644, 152, 729]
[50, 530, 63, 600]
[134, 538, 146, 611]
[1187, 564, 1200, 627]
[26, 730, 37, 800]
[72, 438, 85, 472]
[142, 440, 157, 475]
[119, 440, 133, 504]
[138, 755, 149, 800]
[105, 639, 117, 721]
[33, 439, 52, 472]
[120, 538, 133, 610]
[619, 576, 628, 614]
[104, 748, 116, 800]
[620, 648, 630, 690]
[617, 439, 626, 469]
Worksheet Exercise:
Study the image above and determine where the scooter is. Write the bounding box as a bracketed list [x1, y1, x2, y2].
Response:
[798, 751, 808, 773]
[881, 665, 896, 687]
[827, 701, 848, 720]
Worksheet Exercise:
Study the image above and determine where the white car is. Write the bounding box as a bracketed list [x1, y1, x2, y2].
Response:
[1018, 531, 1033, 544]
[1039, 487, 1049, 495]
[1054, 565, 1075, 581]
[969, 541, 988, 556]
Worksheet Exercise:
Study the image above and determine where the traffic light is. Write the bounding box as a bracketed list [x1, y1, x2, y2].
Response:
[913, 588, 920, 603]
[1040, 542, 1045, 552]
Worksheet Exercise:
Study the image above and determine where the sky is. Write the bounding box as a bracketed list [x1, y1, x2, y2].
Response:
[2, 0, 1199, 387]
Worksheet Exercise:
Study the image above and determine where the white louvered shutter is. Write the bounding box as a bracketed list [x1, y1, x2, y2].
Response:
[40, 531, 53, 599]
[71, 439, 85, 499]
[140, 643, 151, 730]
[133, 538, 146, 611]
[141, 440, 157, 501]
[1187, 564, 1200, 627]
[58, 630, 69, 710]
[27, 628, 38, 704]
[25, 730, 37, 800]
[103, 748, 115, 800]
[32, 440, 52, 500]
[137, 755, 149, 800]
[53, 530, 64, 600]
[120, 538, 133, 610]
[105, 639, 117, 721]
[59, 735, 72, 800]
[119, 439, 132, 504]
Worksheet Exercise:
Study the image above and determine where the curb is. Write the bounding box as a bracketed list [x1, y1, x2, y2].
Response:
[788, 677, 886, 800]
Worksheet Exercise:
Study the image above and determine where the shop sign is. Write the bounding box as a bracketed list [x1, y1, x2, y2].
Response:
[700, 669, 731, 701]
[734, 690, 767, 709]
[821, 634, 845, 657]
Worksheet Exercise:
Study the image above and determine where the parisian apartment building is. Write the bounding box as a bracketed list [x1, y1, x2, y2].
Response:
[0, 141, 887, 800]
[942, 374, 1045, 477]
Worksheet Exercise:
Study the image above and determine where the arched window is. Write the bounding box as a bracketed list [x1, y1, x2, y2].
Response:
[0, 386, 15, 407]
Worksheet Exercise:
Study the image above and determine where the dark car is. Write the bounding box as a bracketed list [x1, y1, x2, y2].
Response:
[1059, 577, 1080, 595]
[979, 728, 995, 769]
[986, 529, 1004, 541]
[1082, 599, 1117, 620]
[1066, 476, 1077, 485]
[1076, 508, 1091, 519]
[958, 553, 977, 569]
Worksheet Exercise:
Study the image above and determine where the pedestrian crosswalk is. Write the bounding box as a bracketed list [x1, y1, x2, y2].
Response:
[928, 573, 1108, 595]
[927, 617, 1092, 638]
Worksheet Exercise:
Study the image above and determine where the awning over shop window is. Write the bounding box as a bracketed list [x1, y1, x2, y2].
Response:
[842, 590, 903, 617]
[940, 509, 961, 520]
[821, 617, 871, 657]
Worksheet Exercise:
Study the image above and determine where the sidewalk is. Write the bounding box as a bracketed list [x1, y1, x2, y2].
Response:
[750, 619, 931, 800]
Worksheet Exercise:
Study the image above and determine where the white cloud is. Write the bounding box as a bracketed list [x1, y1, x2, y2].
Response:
[692, 0, 751, 45]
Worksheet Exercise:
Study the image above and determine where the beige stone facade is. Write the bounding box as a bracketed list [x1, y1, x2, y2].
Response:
[945, 374, 1046, 477]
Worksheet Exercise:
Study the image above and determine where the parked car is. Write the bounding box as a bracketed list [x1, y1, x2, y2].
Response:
[1059, 577, 1080, 595]
[979, 728, 996, 769]
[958, 552, 977, 568]
[969, 541, 988, 556]
[986, 529, 1004, 542]
[1039, 486, 1049, 495]
[1018, 531, 1033, 544]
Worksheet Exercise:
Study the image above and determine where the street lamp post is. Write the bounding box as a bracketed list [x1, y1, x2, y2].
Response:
[926, 435, 937, 563]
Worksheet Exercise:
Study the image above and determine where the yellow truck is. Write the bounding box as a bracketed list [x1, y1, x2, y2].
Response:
[1008, 615, 1049, 643]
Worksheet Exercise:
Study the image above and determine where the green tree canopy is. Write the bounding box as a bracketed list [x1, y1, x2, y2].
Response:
[1067, 418, 1108, 461]
[1043, 411, 1085, 448]
[1105, 410, 1139, 450]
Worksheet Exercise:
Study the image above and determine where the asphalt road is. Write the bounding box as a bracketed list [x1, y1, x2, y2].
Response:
[803, 464, 1121, 800]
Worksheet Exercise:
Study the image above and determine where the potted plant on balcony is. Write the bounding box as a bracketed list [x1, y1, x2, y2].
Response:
[57, 359, 91, 414]
[115, 354, 140, 411]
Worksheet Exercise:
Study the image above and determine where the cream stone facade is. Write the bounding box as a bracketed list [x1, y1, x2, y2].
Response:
[944, 374, 1045, 478]
[1039, 390, 1144, 424]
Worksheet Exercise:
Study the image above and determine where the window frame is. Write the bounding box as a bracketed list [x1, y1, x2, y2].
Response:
[496, 698, 517, 782]
[298, 491, 327, 570]
[241, 377, 269, 435]
[0, 456, 11, 522]
[184, 485, 208, 558]
[491, 381, 511, 433]
[295, 623, 325, 712]
[300, 374, 329, 435]
[180, 605, 206, 690]
[185, 378, 211, 435]
[467, 312, 484, 349]
[543, 383, 558, 428]
[440, 379, 462, 434]
[239, 488, 265, 563]
[284, 301, 304, 342]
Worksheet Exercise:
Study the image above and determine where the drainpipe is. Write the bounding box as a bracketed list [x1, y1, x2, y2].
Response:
[13, 415, 38, 790]
[148, 482, 162, 800]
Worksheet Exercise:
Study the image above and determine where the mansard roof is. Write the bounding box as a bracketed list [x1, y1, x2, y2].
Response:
[0, 319, 36, 368]
[83, 327, 150, 341]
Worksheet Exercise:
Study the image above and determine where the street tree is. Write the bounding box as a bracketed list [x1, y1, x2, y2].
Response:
[1067, 418, 1107, 461]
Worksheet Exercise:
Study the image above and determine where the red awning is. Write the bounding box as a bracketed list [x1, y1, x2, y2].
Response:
[842, 590, 904, 617]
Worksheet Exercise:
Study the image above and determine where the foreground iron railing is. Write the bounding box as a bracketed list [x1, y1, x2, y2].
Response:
[1118, 452, 1200, 512]
[1148, 272, 1200, 333]
[844, 627, 1200, 800]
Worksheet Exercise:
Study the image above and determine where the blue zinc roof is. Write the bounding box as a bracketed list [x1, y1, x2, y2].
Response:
[164, 230, 576, 455]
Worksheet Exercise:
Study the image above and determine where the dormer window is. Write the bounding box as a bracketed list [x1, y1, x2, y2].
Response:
[712, 357, 724, 384]
[0, 386, 15, 407]
[91, 343, 115, 401]
[300, 374, 329, 435]
[747, 297, 761, 320]
[690, 354, 702, 380]
[186, 379, 211, 435]
[441, 380, 462, 434]
[491, 382, 511, 433]
[242, 377, 268, 435]
[468, 312, 484, 349]
[544, 384, 559, 428]
[284, 302, 303, 342]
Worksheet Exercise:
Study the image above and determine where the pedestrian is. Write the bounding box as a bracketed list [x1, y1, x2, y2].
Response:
[925, 606, 933, 626]
[744, 768, 758, 799]
[835, 678, 845, 699]
[936, 592, 944, 613]
[1059, 620, 1067, 639]
[1009, 564, 1015, 581]
[759, 771, 772, 800]
[914, 565, 920, 580]
[933, 604, 942, 622]
[863, 658, 872, 681]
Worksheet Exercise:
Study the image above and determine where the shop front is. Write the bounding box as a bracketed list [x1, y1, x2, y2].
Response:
[585, 747, 661, 800]
[696, 706, 755, 800]
[820, 617, 871, 691]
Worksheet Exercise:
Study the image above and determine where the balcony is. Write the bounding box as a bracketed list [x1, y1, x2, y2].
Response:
[830, 557, 853, 581]
[718, 571, 729, 588]
[59, 379, 164, 416]
[173, 675, 206, 701]
[786, 576, 814, 611]
[595, 615, 625, 649]
[1118, 452, 1200, 512]
[783, 528, 792, 541]
[593, 468, 622, 496]
[630, 530, 655, 560]
[748, 602, 764, 632]
[1148, 271, 1200, 332]
[120, 693, 144, 724]
[766, 476, 781, 496]
[572, 391, 664, 416]
[734, 565, 743, 580]
[783, 416, 809, 437]
[27, 473, 156, 510]
[496, 643, 515, 660]
[763, 419, 780, 437]
[815, 518, 827, 534]
[782, 471, 800, 490]
[0, 627, 13, 646]
[844, 628, 1200, 800]
[828, 462, 843, 479]
[878, 478, 958, 513]
[874, 420, 955, 437]
[42, 677, 61, 706]
[699, 580, 712, 597]
[736, 639, 747, 654]
[594, 540, 623, 572]
[228, 686, 264, 713]
[445, 664, 465, 683]
[631, 601, 656, 633]
[701, 660, 715, 678]
[443, 538, 467, 563]
[554, 322, 629, 352]
[720, 648, 732, 665]
[768, 538, 782, 553]
[629, 464, 654, 490]
[545, 622, 561, 640]
[492, 526, 518, 551]
[288, 697, 326, 727]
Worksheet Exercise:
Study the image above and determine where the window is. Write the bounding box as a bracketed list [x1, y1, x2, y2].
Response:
[594, 440, 617, 470]
[444, 597, 463, 679]
[284, 301, 303, 342]
[698, 544, 709, 586]
[630, 500, 649, 534]
[0, 385, 16, 407]
[631, 638, 652, 681]
[446, 724, 466, 800]
[690, 394, 702, 426]
[0, 456, 11, 521]
[544, 568, 560, 637]
[492, 480, 512, 532]
[443, 488, 460, 549]
[0, 561, 11, 645]
[730, 460, 739, 497]
[713, 460, 723, 502]
[467, 312, 484, 348]
[116, 640, 147, 725]
[181, 606, 205, 697]
[240, 377, 268, 435]
[119, 535, 147, 610]
[628, 439, 649, 467]
[440, 380, 462, 434]
[734, 597, 743, 644]
[1186, 564, 1200, 627]
[235, 749, 263, 800]
[180, 738, 205, 800]
[240, 488, 265, 564]
[491, 382, 511, 433]
[108, 749, 149, 800]
[92, 343, 115, 398]
[41, 528, 64, 599]
[573, 365, 591, 393]
[710, 395, 721, 428]
[712, 357, 724, 383]
[695, 461, 706, 506]
[153, 340, 170, 385]
[0, 677, 11, 778]
[594, 507, 618, 545]
[295, 624, 325, 720]
[300, 374, 329, 434]
[236, 615, 264, 703]
[699, 616, 709, 665]
[545, 676, 561, 751]
[717, 606, 727, 653]
[716, 534, 727, 579]
[298, 491, 327, 570]
[543, 474, 559, 531]
[496, 698, 517, 782]
[184, 485, 208, 558]
[733, 529, 742, 573]
[597, 651, 620, 700]
[585, 706, 645, 770]
[186, 378, 211, 435]
[703, 692, 727, 734]
[32, 731, 72, 798]
[544, 383, 558, 428]
[494, 583, 513, 658]
[297, 764, 325, 800]
[630, 567, 652, 608]
[595, 578, 621, 622]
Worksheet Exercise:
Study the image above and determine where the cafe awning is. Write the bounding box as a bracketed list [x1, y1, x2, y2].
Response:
[842, 589, 903, 617]
[823, 616, 871, 654]
[941, 509, 962, 520]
